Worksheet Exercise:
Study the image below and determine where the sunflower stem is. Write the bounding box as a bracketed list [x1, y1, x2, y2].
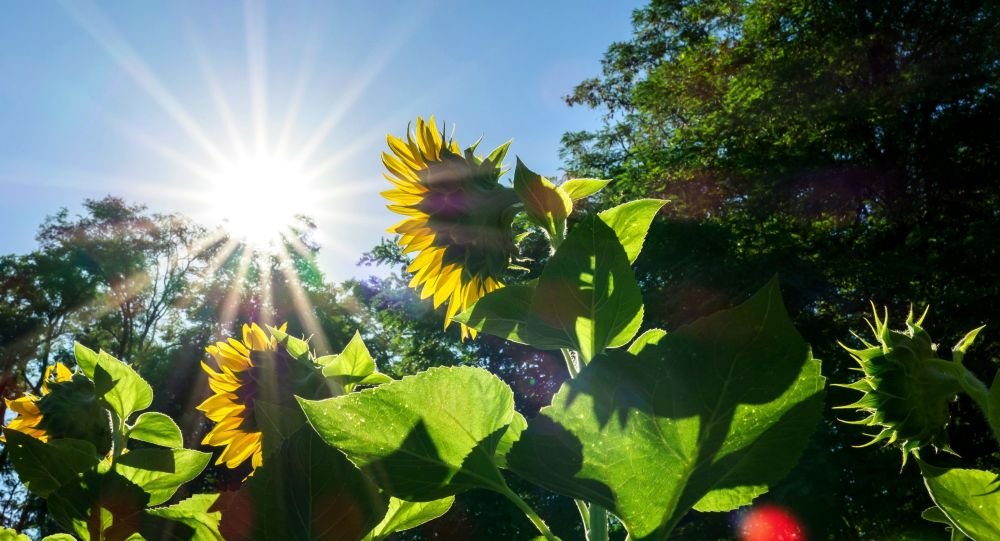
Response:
[589, 504, 609, 541]
[927, 358, 990, 414]
[499, 484, 558, 540]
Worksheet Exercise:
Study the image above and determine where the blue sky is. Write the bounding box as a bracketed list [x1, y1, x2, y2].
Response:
[0, 0, 642, 281]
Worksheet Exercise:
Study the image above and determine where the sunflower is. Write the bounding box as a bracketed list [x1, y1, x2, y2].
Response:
[382, 116, 520, 339]
[2, 363, 73, 442]
[197, 323, 282, 471]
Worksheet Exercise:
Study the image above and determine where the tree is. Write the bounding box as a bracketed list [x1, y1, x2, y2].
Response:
[561, 1, 1000, 538]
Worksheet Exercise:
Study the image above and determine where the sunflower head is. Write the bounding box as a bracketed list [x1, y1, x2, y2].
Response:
[198, 323, 329, 473]
[3, 363, 111, 454]
[382, 116, 520, 339]
[835, 307, 964, 460]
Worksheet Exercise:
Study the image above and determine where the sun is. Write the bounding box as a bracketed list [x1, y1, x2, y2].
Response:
[208, 154, 309, 251]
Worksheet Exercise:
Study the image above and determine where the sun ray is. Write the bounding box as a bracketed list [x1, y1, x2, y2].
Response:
[274, 31, 324, 158]
[289, 17, 421, 167]
[113, 121, 218, 183]
[274, 243, 331, 355]
[59, 0, 229, 168]
[258, 250, 275, 327]
[243, 0, 269, 154]
[183, 25, 251, 159]
[218, 246, 255, 328]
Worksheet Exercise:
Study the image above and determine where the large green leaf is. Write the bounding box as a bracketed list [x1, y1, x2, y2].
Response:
[128, 412, 184, 448]
[216, 426, 387, 541]
[115, 448, 211, 506]
[507, 279, 825, 540]
[46, 470, 220, 540]
[143, 494, 223, 541]
[453, 284, 535, 345]
[75, 343, 153, 421]
[525, 215, 644, 361]
[47, 469, 149, 540]
[363, 497, 455, 541]
[921, 462, 1000, 540]
[989, 371, 1000, 446]
[299, 366, 517, 500]
[923, 507, 971, 541]
[597, 199, 666, 264]
[3, 430, 99, 497]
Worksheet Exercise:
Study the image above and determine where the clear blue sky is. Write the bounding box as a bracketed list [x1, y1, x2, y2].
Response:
[0, 0, 642, 281]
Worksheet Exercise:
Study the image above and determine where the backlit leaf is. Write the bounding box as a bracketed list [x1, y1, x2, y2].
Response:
[300, 366, 516, 500]
[921, 462, 1000, 540]
[508, 279, 825, 540]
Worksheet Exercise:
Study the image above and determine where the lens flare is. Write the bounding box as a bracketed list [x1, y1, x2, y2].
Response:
[738, 504, 805, 541]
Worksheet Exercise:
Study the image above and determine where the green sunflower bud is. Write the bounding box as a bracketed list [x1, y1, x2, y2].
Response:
[513, 159, 573, 245]
[835, 306, 972, 460]
[37, 375, 113, 456]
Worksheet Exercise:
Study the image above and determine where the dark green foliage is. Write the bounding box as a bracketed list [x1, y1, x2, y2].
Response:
[561, 0, 1000, 537]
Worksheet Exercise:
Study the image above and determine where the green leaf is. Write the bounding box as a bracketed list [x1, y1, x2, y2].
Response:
[40, 535, 76, 541]
[320, 331, 381, 392]
[364, 497, 455, 541]
[300, 366, 516, 500]
[253, 399, 307, 458]
[627, 329, 667, 354]
[597, 199, 667, 264]
[923, 506, 971, 541]
[268, 326, 310, 360]
[359, 372, 394, 386]
[74, 342, 99, 378]
[921, 462, 1000, 540]
[990, 371, 1000, 446]
[115, 448, 211, 506]
[128, 412, 183, 448]
[508, 279, 825, 540]
[485, 140, 512, 168]
[525, 215, 644, 361]
[47, 469, 150, 540]
[560, 178, 611, 200]
[952, 325, 985, 364]
[217, 426, 387, 541]
[1, 527, 31, 540]
[494, 412, 527, 469]
[3, 430, 99, 497]
[143, 494, 223, 541]
[514, 159, 573, 241]
[90, 350, 153, 422]
[453, 284, 535, 345]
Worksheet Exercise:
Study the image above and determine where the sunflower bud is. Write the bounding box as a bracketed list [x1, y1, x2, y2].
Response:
[835, 306, 969, 460]
[513, 159, 573, 245]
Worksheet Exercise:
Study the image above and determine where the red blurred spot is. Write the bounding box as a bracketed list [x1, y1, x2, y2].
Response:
[738, 504, 806, 541]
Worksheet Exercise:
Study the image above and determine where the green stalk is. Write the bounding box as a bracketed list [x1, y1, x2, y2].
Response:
[590, 504, 609, 541]
[928, 359, 990, 413]
[108, 407, 126, 465]
[499, 485, 559, 541]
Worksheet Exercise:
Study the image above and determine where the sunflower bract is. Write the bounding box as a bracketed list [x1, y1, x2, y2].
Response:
[835, 307, 964, 460]
[382, 116, 520, 340]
